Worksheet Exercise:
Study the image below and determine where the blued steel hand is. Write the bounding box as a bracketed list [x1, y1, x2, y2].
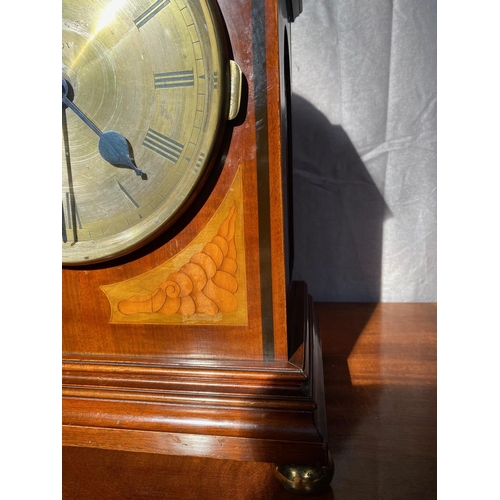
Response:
[62, 106, 78, 244]
[62, 77, 142, 176]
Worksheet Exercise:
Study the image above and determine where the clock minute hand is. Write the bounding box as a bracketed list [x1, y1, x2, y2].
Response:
[62, 77, 142, 176]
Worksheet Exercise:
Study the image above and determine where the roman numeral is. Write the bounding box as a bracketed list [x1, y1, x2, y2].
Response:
[116, 180, 140, 208]
[62, 204, 68, 243]
[154, 70, 194, 89]
[134, 0, 170, 29]
[194, 152, 205, 173]
[63, 192, 82, 243]
[64, 192, 82, 230]
[143, 129, 184, 163]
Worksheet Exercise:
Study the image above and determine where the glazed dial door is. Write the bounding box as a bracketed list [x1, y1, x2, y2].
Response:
[62, 0, 228, 265]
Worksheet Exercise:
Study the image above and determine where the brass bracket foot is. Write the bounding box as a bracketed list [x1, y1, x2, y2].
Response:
[273, 451, 334, 495]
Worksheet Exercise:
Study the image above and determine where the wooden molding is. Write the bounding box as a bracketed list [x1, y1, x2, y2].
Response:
[63, 281, 329, 466]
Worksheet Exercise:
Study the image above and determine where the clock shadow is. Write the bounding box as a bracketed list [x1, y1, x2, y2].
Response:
[290, 93, 390, 303]
[290, 94, 392, 477]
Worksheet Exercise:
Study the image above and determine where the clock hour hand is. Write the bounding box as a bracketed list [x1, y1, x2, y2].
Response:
[62, 77, 142, 176]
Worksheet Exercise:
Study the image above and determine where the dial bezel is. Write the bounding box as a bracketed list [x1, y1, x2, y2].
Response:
[62, 0, 231, 265]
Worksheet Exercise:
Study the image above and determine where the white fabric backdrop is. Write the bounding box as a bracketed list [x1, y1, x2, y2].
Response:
[290, 0, 437, 302]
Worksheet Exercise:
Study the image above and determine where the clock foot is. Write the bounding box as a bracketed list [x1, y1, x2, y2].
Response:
[273, 451, 334, 495]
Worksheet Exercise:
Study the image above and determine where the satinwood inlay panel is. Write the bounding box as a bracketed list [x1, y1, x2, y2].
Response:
[101, 167, 247, 326]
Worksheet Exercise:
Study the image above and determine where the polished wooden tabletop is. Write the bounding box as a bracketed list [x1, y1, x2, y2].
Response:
[63, 303, 437, 499]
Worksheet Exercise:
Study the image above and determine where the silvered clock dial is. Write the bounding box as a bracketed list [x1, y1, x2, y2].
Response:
[62, 0, 241, 265]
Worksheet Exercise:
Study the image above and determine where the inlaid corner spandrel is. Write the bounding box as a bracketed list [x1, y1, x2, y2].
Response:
[101, 168, 248, 326]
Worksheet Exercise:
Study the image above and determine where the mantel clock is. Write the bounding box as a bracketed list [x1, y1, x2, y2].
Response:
[62, 0, 333, 494]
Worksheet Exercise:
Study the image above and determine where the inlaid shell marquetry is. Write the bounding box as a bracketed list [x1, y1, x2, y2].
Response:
[101, 167, 248, 325]
[118, 204, 238, 316]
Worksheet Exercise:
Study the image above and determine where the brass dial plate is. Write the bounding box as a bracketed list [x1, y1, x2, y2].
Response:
[62, 0, 228, 265]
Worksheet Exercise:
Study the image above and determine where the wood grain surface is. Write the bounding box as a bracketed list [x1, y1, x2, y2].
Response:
[63, 302, 437, 499]
[62, 0, 290, 362]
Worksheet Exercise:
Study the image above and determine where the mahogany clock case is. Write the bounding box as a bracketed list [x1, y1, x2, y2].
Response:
[63, 0, 329, 469]
[63, 0, 289, 363]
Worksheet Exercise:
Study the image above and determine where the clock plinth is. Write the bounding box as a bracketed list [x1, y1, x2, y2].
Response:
[63, 282, 329, 465]
[63, 0, 332, 494]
